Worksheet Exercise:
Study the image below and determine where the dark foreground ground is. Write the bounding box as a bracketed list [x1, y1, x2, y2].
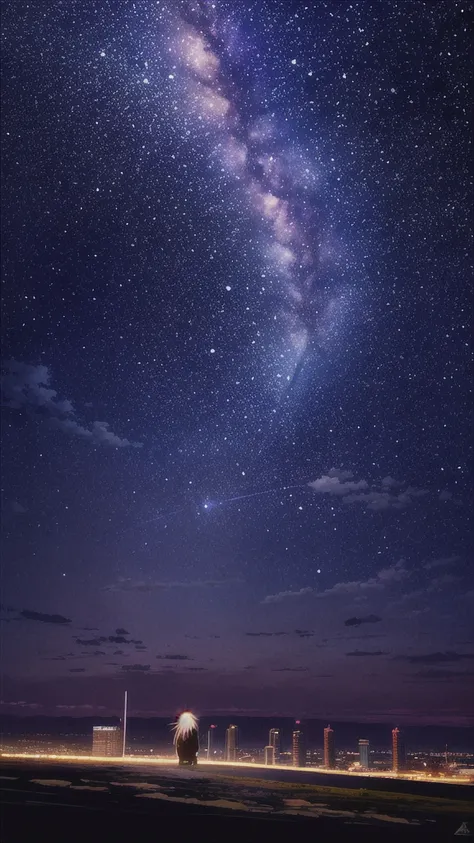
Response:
[1, 758, 473, 842]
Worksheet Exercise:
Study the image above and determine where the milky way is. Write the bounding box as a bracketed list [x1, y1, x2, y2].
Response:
[170, 2, 350, 403]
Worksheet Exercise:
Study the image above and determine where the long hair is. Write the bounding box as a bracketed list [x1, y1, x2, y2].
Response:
[172, 710, 198, 745]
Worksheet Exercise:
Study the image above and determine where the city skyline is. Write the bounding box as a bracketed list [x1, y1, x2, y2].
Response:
[1, 0, 472, 725]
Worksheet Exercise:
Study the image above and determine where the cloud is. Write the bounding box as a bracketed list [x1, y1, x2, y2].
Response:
[344, 615, 382, 627]
[11, 501, 28, 514]
[69, 668, 86, 673]
[115, 628, 130, 635]
[104, 579, 153, 593]
[397, 651, 474, 665]
[381, 476, 402, 488]
[262, 587, 313, 605]
[327, 468, 355, 480]
[103, 577, 238, 593]
[1, 360, 141, 448]
[121, 664, 150, 672]
[409, 669, 474, 681]
[308, 468, 429, 511]
[75, 637, 106, 646]
[317, 560, 410, 598]
[156, 654, 193, 661]
[346, 650, 388, 657]
[438, 490, 462, 505]
[423, 555, 460, 571]
[108, 636, 132, 645]
[343, 487, 429, 511]
[272, 667, 309, 672]
[245, 631, 288, 637]
[51, 418, 142, 449]
[1, 360, 74, 414]
[308, 473, 368, 496]
[344, 633, 386, 640]
[20, 609, 71, 625]
[427, 573, 462, 592]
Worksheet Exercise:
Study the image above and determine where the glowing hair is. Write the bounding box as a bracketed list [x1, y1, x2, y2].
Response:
[172, 710, 198, 745]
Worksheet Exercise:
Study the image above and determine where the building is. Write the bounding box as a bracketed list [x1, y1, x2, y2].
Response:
[292, 724, 306, 767]
[225, 724, 238, 762]
[264, 745, 275, 765]
[268, 728, 280, 762]
[207, 724, 217, 759]
[392, 727, 406, 772]
[92, 725, 122, 757]
[359, 739, 370, 769]
[323, 725, 335, 769]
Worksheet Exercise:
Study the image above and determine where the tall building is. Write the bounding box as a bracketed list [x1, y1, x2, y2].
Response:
[269, 728, 280, 762]
[359, 739, 370, 769]
[207, 724, 217, 759]
[392, 727, 406, 772]
[323, 725, 335, 769]
[292, 724, 306, 767]
[264, 745, 275, 765]
[92, 725, 122, 757]
[225, 724, 238, 762]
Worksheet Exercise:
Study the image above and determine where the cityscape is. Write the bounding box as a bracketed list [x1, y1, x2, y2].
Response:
[2, 695, 473, 785]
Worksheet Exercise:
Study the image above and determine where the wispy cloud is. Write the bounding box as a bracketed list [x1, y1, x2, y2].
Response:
[20, 609, 71, 625]
[408, 669, 474, 681]
[11, 501, 28, 514]
[245, 631, 288, 637]
[396, 651, 474, 665]
[316, 561, 409, 598]
[104, 577, 239, 593]
[308, 468, 429, 511]
[423, 555, 460, 571]
[272, 667, 309, 672]
[344, 615, 382, 627]
[262, 587, 313, 605]
[346, 650, 388, 657]
[1, 360, 141, 448]
[156, 654, 193, 661]
[308, 468, 368, 496]
[121, 664, 150, 672]
[75, 637, 106, 646]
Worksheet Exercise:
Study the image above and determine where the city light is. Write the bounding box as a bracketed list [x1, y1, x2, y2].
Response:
[0, 752, 471, 784]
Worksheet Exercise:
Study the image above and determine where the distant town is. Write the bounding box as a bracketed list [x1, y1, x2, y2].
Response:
[2, 716, 473, 784]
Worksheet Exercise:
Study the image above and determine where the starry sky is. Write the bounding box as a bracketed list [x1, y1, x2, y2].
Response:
[1, 0, 473, 726]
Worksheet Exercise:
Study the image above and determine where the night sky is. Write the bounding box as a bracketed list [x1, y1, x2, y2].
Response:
[1, 1, 472, 726]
